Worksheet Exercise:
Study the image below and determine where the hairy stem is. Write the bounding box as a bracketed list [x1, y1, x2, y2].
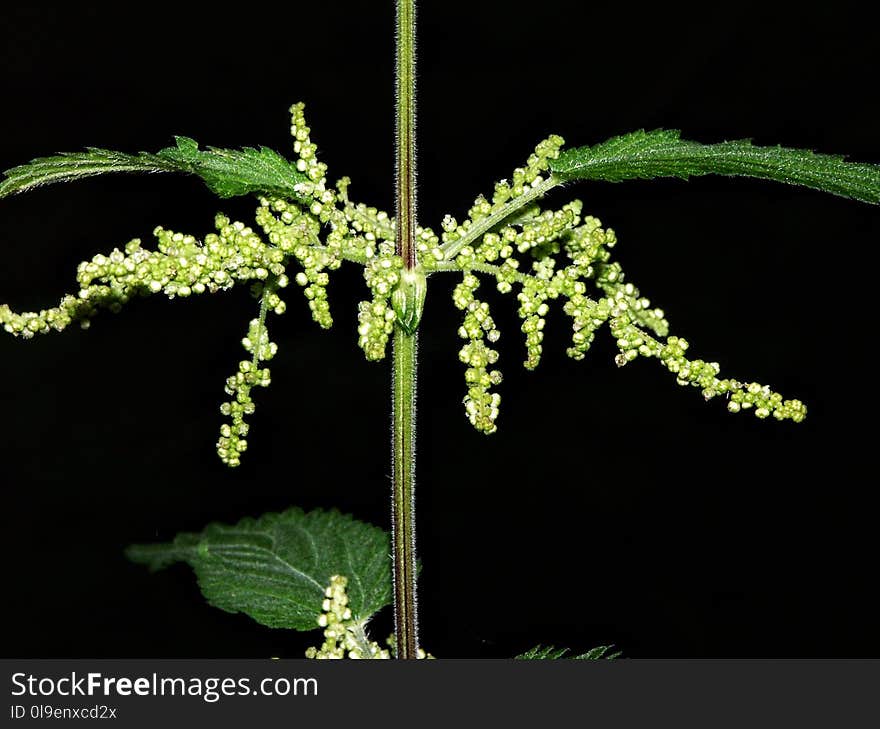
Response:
[396, 0, 417, 271]
[391, 327, 418, 658]
[391, 0, 419, 659]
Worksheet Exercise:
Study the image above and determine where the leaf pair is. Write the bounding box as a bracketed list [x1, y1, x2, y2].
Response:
[4, 128, 877, 205]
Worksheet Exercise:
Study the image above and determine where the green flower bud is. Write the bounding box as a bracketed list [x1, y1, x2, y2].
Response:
[391, 267, 427, 335]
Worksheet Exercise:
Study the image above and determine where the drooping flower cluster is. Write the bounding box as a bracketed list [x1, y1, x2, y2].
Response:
[216, 281, 287, 467]
[0, 216, 286, 338]
[358, 242, 402, 360]
[305, 575, 390, 659]
[452, 274, 502, 433]
[255, 198, 333, 328]
[305, 575, 430, 660]
[437, 135, 805, 430]
[610, 321, 806, 421]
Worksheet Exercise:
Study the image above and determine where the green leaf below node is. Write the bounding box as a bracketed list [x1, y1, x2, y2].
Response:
[126, 508, 391, 631]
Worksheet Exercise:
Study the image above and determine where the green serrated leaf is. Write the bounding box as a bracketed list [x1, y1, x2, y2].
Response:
[516, 644, 620, 660]
[550, 130, 880, 204]
[0, 139, 308, 201]
[0, 149, 177, 198]
[126, 507, 391, 631]
[155, 137, 309, 199]
[573, 645, 622, 660]
[516, 645, 570, 660]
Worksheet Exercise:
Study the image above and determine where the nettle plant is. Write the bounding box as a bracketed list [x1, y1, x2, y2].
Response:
[2, 3, 879, 659]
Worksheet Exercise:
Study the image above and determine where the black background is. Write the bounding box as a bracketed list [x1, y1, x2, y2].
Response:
[1, 5, 878, 658]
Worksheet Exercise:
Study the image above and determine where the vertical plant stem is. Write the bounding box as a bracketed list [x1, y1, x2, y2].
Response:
[391, 328, 418, 658]
[392, 0, 419, 659]
[396, 0, 417, 272]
